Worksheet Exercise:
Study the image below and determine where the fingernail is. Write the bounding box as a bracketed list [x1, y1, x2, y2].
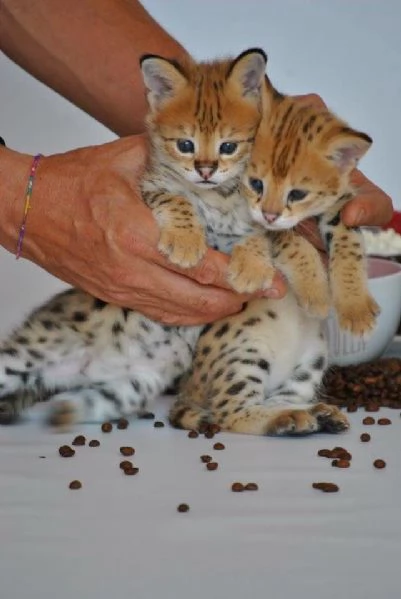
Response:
[263, 288, 281, 299]
[354, 209, 366, 226]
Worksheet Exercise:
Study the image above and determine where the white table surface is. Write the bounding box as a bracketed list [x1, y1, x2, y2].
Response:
[1, 393, 400, 599]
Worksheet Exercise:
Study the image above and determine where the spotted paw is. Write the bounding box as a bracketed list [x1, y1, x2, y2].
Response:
[227, 248, 275, 293]
[158, 226, 207, 268]
[335, 294, 380, 336]
[47, 400, 78, 431]
[267, 409, 320, 436]
[310, 402, 350, 433]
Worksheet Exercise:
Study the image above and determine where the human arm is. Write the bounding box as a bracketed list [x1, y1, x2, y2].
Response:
[0, 0, 188, 136]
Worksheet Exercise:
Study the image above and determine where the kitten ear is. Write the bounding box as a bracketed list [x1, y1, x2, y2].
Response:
[140, 55, 187, 110]
[325, 128, 372, 173]
[227, 48, 267, 99]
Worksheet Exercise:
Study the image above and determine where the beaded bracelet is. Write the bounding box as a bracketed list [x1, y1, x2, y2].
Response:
[16, 153, 43, 259]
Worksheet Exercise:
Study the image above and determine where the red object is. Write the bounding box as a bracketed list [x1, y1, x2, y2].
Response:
[383, 210, 401, 233]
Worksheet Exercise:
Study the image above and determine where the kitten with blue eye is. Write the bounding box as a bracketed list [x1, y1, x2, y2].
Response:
[0, 49, 268, 427]
[226, 77, 380, 336]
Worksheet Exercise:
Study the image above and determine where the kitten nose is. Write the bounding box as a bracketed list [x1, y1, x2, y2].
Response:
[263, 212, 280, 224]
[195, 161, 217, 180]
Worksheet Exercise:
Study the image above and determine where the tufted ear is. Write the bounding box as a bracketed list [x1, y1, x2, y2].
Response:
[140, 54, 188, 110]
[325, 128, 372, 173]
[227, 48, 267, 99]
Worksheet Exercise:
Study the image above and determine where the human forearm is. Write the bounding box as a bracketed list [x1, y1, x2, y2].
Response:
[0, 0, 188, 135]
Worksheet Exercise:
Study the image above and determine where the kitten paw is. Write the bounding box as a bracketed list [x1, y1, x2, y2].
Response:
[227, 248, 275, 293]
[158, 226, 207, 268]
[266, 403, 349, 436]
[335, 294, 380, 336]
[296, 287, 331, 319]
[309, 402, 350, 433]
[47, 400, 78, 431]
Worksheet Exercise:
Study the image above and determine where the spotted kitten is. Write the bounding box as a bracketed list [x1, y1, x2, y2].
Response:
[0, 49, 267, 426]
[169, 78, 377, 436]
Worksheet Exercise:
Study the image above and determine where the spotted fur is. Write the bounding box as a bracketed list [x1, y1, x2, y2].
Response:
[169, 78, 378, 436]
[238, 78, 380, 334]
[0, 49, 267, 427]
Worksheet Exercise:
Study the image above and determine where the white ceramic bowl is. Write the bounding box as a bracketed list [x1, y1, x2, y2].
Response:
[325, 257, 401, 366]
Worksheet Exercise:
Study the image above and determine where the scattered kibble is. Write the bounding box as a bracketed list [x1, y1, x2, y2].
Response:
[373, 459, 386, 469]
[69, 480, 82, 490]
[213, 442, 225, 450]
[362, 417, 375, 425]
[117, 418, 129, 430]
[332, 459, 351, 468]
[154, 421, 164, 428]
[231, 482, 245, 492]
[206, 462, 218, 471]
[188, 430, 199, 438]
[177, 503, 190, 513]
[244, 483, 259, 491]
[119, 460, 133, 470]
[378, 418, 392, 425]
[200, 455, 212, 463]
[360, 433, 371, 442]
[141, 412, 155, 420]
[72, 435, 86, 446]
[120, 446, 135, 457]
[59, 445, 75, 458]
[123, 467, 139, 475]
[88, 439, 100, 447]
[101, 422, 113, 433]
[312, 482, 339, 493]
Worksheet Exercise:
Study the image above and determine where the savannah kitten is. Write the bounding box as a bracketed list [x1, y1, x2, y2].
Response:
[169, 77, 377, 436]
[0, 49, 267, 426]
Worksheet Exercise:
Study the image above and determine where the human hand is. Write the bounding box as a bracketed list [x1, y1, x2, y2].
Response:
[19, 136, 284, 325]
[293, 93, 393, 249]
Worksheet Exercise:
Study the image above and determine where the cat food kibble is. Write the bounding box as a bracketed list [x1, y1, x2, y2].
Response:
[101, 422, 113, 433]
[373, 459, 386, 469]
[206, 462, 218, 471]
[59, 445, 75, 458]
[120, 446, 135, 456]
[204, 430, 215, 439]
[362, 417, 375, 425]
[378, 418, 392, 425]
[124, 466, 139, 475]
[332, 459, 351, 468]
[244, 483, 259, 491]
[69, 480, 82, 490]
[141, 412, 155, 420]
[360, 433, 371, 442]
[88, 439, 100, 447]
[200, 455, 212, 463]
[119, 460, 133, 470]
[312, 482, 339, 493]
[317, 449, 333, 458]
[154, 421, 164, 428]
[117, 418, 129, 430]
[213, 442, 225, 450]
[177, 503, 190, 513]
[231, 482, 245, 492]
[188, 430, 199, 438]
[71, 435, 86, 446]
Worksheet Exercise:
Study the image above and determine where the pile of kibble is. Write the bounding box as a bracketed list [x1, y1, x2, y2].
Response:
[321, 357, 401, 410]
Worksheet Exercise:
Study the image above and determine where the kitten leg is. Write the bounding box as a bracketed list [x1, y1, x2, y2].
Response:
[271, 230, 330, 318]
[319, 210, 380, 335]
[142, 188, 207, 268]
[47, 378, 155, 428]
[227, 232, 276, 293]
[0, 346, 39, 423]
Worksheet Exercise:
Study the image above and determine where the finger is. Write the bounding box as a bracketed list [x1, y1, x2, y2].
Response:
[341, 170, 393, 227]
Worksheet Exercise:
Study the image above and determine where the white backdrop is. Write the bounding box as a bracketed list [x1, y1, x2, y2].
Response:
[1, 0, 400, 335]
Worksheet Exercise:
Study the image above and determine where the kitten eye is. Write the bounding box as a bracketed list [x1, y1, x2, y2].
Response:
[249, 178, 264, 195]
[287, 189, 308, 202]
[219, 142, 238, 155]
[176, 139, 194, 154]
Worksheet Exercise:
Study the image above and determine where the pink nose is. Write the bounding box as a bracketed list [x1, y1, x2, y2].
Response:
[263, 212, 279, 224]
[198, 166, 214, 180]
